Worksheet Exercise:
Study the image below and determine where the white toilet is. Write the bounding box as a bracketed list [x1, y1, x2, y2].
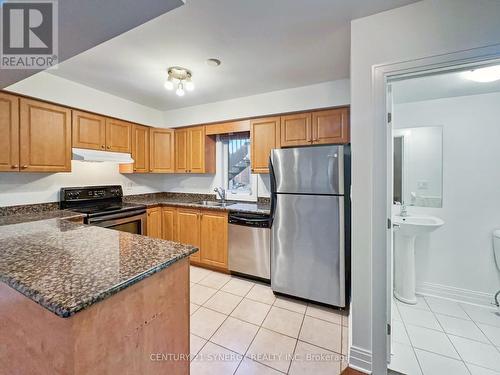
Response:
[494, 230, 500, 271]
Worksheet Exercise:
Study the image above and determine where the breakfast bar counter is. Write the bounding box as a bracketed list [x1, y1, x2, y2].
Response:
[0, 216, 196, 374]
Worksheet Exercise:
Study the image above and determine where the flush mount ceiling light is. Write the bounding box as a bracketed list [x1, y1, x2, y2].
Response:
[164, 66, 194, 96]
[463, 65, 500, 83]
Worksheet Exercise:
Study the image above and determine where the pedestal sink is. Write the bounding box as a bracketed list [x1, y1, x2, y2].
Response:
[393, 215, 444, 304]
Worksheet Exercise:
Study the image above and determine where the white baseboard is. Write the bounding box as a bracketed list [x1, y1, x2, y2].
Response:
[416, 282, 495, 307]
[349, 345, 372, 374]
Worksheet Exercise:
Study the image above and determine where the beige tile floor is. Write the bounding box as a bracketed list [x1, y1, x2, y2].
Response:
[189, 265, 349, 375]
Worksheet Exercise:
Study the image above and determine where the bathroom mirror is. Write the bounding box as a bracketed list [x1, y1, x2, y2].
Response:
[393, 126, 443, 208]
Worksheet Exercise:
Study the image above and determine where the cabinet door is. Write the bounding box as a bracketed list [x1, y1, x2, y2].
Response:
[150, 128, 175, 173]
[250, 116, 280, 174]
[19, 99, 71, 172]
[177, 208, 201, 262]
[175, 128, 189, 173]
[188, 126, 205, 173]
[105, 118, 131, 152]
[200, 210, 228, 269]
[0, 92, 19, 172]
[147, 207, 162, 239]
[162, 206, 177, 241]
[280, 113, 312, 147]
[312, 108, 350, 144]
[130, 125, 149, 173]
[72, 110, 106, 151]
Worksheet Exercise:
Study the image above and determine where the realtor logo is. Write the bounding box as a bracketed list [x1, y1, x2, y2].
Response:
[1, 0, 58, 69]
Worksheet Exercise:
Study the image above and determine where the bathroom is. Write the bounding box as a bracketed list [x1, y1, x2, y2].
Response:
[388, 64, 500, 374]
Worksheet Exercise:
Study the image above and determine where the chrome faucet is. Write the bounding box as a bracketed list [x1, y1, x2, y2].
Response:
[214, 187, 226, 203]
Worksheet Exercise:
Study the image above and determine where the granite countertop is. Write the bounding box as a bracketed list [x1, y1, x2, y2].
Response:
[124, 193, 271, 215]
[0, 218, 197, 318]
[0, 209, 85, 226]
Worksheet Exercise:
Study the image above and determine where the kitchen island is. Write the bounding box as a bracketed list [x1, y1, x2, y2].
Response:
[0, 215, 196, 375]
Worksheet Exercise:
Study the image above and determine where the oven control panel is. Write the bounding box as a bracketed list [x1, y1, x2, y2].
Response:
[60, 185, 124, 204]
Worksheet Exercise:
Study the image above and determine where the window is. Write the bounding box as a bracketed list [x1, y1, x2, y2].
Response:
[222, 133, 257, 200]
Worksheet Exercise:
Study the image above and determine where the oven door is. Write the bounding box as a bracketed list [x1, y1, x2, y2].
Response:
[87, 210, 147, 235]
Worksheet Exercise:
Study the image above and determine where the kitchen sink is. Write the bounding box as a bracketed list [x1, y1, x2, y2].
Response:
[194, 200, 236, 207]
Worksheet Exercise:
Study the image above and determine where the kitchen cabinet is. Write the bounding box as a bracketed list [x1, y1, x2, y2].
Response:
[311, 108, 349, 144]
[19, 98, 72, 172]
[130, 124, 150, 173]
[72, 110, 106, 151]
[150, 128, 175, 173]
[161, 206, 177, 242]
[175, 126, 215, 173]
[200, 210, 228, 269]
[0, 92, 19, 172]
[147, 207, 162, 239]
[176, 208, 201, 262]
[105, 118, 131, 153]
[280, 113, 312, 147]
[279, 108, 350, 147]
[250, 116, 280, 174]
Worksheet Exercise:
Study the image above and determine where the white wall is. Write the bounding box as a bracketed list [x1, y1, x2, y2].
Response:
[6, 72, 165, 127]
[162, 80, 350, 127]
[0, 161, 166, 206]
[394, 92, 500, 303]
[350, 0, 500, 373]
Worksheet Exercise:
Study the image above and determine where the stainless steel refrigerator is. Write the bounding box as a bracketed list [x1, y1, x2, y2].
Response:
[269, 145, 350, 307]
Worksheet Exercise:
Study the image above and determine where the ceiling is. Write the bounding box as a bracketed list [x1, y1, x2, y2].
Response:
[0, 0, 184, 88]
[47, 0, 419, 111]
[392, 67, 500, 104]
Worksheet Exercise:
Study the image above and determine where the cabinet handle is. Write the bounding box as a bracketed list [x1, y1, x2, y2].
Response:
[21, 165, 28, 169]
[11, 165, 18, 169]
[107, 146, 111, 150]
[150, 168, 153, 172]
[101, 145, 105, 149]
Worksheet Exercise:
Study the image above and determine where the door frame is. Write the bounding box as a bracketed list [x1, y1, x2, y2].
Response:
[370, 43, 500, 374]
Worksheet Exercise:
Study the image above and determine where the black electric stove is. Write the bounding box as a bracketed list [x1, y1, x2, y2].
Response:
[60, 185, 147, 234]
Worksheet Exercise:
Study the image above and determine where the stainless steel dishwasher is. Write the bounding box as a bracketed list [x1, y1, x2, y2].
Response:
[228, 212, 271, 281]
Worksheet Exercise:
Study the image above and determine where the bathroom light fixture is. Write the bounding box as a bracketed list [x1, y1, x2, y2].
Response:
[463, 65, 500, 83]
[164, 66, 194, 96]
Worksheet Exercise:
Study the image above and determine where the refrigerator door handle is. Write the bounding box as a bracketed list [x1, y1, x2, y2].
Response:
[269, 156, 277, 226]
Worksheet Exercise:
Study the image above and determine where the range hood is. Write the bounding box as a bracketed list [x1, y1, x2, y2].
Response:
[72, 148, 134, 164]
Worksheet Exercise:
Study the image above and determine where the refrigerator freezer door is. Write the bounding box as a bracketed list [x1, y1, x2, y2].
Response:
[271, 194, 345, 306]
[271, 145, 343, 195]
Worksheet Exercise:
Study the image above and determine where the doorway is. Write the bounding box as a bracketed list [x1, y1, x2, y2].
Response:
[385, 61, 500, 374]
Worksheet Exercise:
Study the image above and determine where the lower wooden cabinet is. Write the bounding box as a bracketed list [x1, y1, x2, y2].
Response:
[200, 210, 228, 269]
[146, 207, 162, 239]
[148, 206, 228, 270]
[161, 206, 177, 242]
[176, 208, 201, 263]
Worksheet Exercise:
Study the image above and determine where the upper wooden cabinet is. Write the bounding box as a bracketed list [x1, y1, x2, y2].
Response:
[279, 108, 350, 147]
[0, 92, 19, 172]
[311, 108, 349, 145]
[19, 98, 72, 172]
[175, 128, 188, 173]
[250, 116, 280, 174]
[280, 113, 312, 147]
[72, 110, 106, 150]
[130, 124, 150, 173]
[150, 128, 175, 173]
[175, 126, 215, 174]
[105, 118, 131, 153]
[188, 126, 205, 174]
